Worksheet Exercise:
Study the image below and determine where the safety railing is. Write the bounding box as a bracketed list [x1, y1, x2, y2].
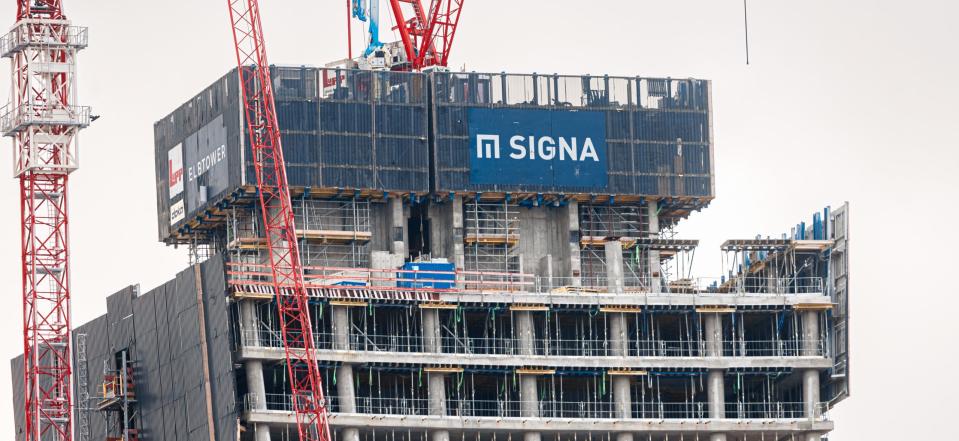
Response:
[228, 262, 825, 296]
[0, 102, 91, 135]
[237, 329, 825, 359]
[723, 339, 827, 357]
[0, 21, 89, 57]
[244, 393, 828, 421]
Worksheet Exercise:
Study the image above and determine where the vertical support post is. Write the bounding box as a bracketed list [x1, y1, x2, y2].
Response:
[605, 240, 625, 294]
[427, 370, 450, 441]
[802, 310, 822, 437]
[371, 251, 395, 287]
[514, 311, 535, 356]
[239, 300, 273, 441]
[452, 196, 465, 287]
[515, 308, 541, 441]
[802, 310, 821, 356]
[703, 312, 726, 441]
[566, 200, 582, 287]
[646, 201, 661, 293]
[245, 359, 272, 441]
[332, 305, 359, 441]
[389, 196, 407, 264]
[421, 308, 442, 353]
[519, 372, 540, 418]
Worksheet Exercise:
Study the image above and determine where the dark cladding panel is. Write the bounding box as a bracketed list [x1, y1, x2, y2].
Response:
[132, 290, 160, 376]
[106, 286, 137, 353]
[10, 355, 24, 441]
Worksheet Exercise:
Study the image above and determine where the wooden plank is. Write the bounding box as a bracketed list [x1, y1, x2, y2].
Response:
[516, 368, 555, 375]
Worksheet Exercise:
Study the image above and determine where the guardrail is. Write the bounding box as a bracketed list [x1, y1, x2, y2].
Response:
[237, 330, 826, 358]
[243, 393, 828, 421]
[0, 22, 88, 57]
[226, 262, 825, 297]
[0, 102, 91, 135]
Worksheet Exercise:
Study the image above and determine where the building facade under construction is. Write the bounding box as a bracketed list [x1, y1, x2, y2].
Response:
[11, 67, 850, 441]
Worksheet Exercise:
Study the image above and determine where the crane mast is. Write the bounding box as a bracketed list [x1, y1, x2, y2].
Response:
[225, 1, 331, 441]
[2, 1, 90, 441]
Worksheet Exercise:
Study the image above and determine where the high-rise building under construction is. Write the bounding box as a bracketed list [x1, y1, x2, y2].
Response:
[10, 67, 850, 441]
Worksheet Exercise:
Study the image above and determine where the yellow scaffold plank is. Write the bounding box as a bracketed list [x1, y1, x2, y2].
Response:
[793, 303, 833, 311]
[608, 369, 648, 376]
[599, 306, 643, 313]
[419, 302, 459, 310]
[329, 300, 369, 307]
[509, 304, 550, 312]
[424, 367, 465, 374]
[516, 368, 555, 375]
[695, 306, 736, 313]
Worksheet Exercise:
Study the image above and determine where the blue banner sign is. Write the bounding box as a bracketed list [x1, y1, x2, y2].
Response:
[468, 108, 608, 189]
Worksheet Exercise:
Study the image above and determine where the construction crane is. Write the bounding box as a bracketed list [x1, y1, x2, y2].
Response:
[2, 1, 90, 441]
[388, 0, 463, 70]
[346, 0, 464, 71]
[225, 2, 331, 441]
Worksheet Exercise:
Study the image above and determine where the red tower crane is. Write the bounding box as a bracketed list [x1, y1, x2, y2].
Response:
[388, 0, 464, 70]
[225, 1, 331, 441]
[4, 1, 90, 441]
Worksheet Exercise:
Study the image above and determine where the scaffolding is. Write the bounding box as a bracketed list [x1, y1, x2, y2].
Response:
[97, 350, 138, 441]
[463, 200, 520, 273]
[76, 333, 91, 441]
[226, 198, 373, 270]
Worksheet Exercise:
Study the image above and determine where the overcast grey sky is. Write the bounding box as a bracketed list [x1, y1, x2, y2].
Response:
[1, 1, 957, 439]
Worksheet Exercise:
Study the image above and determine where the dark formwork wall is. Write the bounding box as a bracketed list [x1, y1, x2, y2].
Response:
[10, 257, 237, 441]
[154, 67, 431, 242]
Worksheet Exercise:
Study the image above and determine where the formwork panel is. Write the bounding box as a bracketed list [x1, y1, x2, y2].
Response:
[155, 67, 430, 243]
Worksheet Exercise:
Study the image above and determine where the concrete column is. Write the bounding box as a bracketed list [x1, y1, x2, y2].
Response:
[802, 310, 821, 356]
[707, 370, 725, 419]
[608, 313, 628, 356]
[704, 313, 723, 357]
[389, 196, 407, 262]
[566, 200, 582, 287]
[371, 250, 395, 288]
[704, 312, 726, 441]
[336, 365, 356, 413]
[427, 373, 447, 415]
[802, 309, 822, 438]
[612, 376, 632, 419]
[523, 433, 542, 441]
[239, 301, 271, 441]
[245, 359, 271, 441]
[604, 240, 625, 294]
[646, 202, 661, 293]
[421, 308, 442, 353]
[519, 373, 539, 418]
[332, 305, 351, 351]
[452, 196, 465, 274]
[332, 305, 360, 441]
[239, 301, 260, 347]
[514, 311, 535, 356]
[803, 369, 821, 419]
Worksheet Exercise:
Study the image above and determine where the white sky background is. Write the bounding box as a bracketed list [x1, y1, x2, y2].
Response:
[0, 0, 957, 439]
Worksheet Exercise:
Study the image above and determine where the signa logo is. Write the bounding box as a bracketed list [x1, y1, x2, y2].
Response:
[476, 134, 600, 162]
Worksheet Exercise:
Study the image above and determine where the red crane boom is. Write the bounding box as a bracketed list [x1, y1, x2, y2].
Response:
[225, 1, 330, 441]
[388, 0, 464, 70]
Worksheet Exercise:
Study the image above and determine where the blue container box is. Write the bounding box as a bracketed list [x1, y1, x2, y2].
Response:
[397, 261, 455, 289]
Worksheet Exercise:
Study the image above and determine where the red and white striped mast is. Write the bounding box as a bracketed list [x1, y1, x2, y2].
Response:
[2, 1, 90, 441]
